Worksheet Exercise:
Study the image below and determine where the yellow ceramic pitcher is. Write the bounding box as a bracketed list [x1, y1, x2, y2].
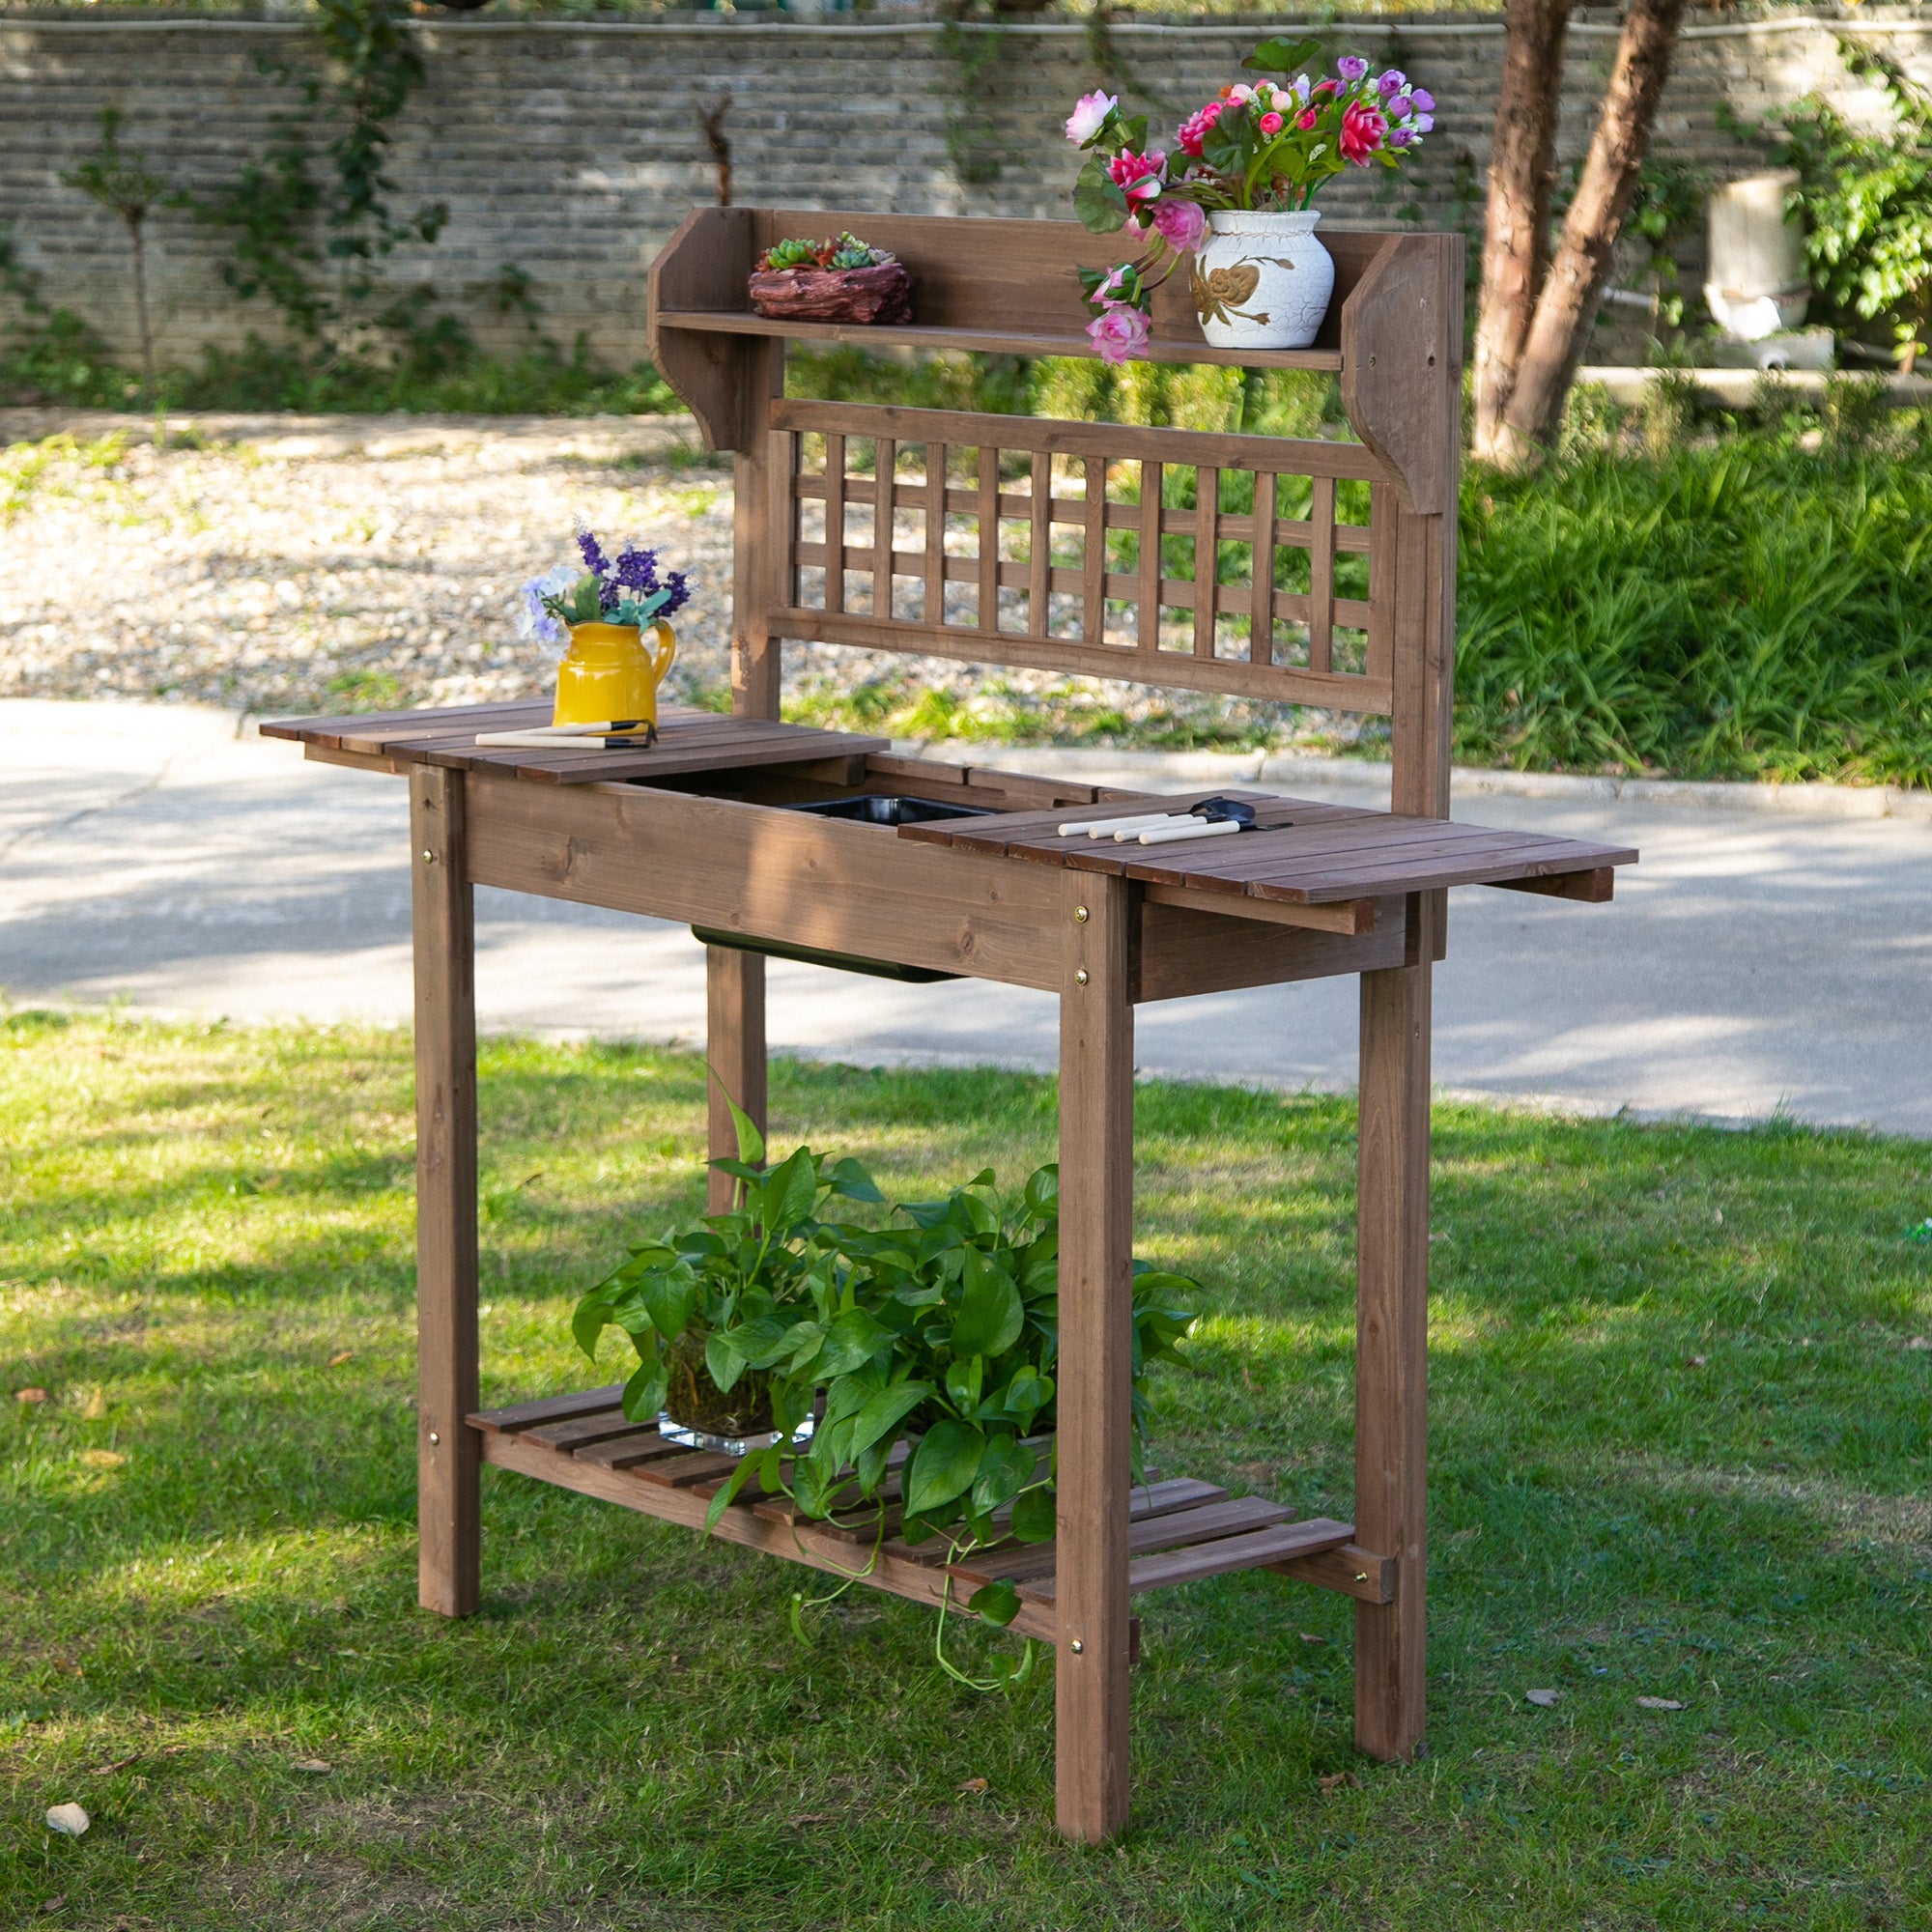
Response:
[553, 621, 676, 733]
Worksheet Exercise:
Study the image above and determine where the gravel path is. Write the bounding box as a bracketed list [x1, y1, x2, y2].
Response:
[0, 411, 742, 717]
[0, 409, 1349, 747]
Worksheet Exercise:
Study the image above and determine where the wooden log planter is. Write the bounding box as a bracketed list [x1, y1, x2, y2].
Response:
[263, 207, 1637, 1845]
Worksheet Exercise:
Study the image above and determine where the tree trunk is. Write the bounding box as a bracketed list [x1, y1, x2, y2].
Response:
[1470, 0, 1572, 462]
[1491, 0, 1689, 468]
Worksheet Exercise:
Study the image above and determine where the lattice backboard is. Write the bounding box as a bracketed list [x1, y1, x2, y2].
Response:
[767, 399, 1398, 714]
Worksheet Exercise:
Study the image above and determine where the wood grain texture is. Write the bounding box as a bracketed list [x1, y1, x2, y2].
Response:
[411, 764, 480, 1618]
[469, 1384, 627, 1434]
[1354, 961, 1433, 1760]
[707, 946, 768, 1214]
[463, 773, 1069, 991]
[646, 206, 761, 451]
[1056, 869, 1136, 1844]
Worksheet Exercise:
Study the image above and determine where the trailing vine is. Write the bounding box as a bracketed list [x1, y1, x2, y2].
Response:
[937, 6, 1009, 188]
[1082, 3, 1179, 123]
[193, 0, 449, 350]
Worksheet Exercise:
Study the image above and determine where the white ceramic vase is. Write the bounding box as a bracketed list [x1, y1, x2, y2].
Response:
[1191, 210, 1335, 352]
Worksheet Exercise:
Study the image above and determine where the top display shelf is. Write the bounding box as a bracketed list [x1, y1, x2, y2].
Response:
[646, 207, 1463, 517]
[653, 307, 1344, 373]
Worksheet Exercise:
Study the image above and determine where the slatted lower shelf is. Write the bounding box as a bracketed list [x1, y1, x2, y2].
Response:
[469, 1385, 1392, 1642]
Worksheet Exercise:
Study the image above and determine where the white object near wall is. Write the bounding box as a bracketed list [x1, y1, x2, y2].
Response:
[1706, 171, 1809, 342]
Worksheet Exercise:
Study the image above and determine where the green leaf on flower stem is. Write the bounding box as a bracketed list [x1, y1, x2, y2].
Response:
[968, 1579, 1022, 1628]
[708, 1065, 765, 1165]
[951, 1252, 1024, 1360]
[1010, 1486, 1057, 1544]
[905, 1419, 986, 1517]
[1242, 35, 1321, 73]
[1074, 160, 1129, 235]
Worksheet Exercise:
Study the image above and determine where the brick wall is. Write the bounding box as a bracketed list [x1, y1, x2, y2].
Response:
[4, 8, 1929, 367]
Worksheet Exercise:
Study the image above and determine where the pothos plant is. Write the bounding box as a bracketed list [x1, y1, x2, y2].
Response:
[572, 1085, 1197, 1686]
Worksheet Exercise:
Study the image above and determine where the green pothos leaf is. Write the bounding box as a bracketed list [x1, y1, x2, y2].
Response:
[709, 1065, 765, 1165]
[968, 1578, 1022, 1628]
[1009, 1485, 1056, 1544]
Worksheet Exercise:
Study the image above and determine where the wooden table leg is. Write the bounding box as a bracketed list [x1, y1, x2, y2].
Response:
[411, 765, 480, 1618]
[705, 946, 768, 1213]
[1055, 873, 1135, 1842]
[1354, 950, 1432, 1758]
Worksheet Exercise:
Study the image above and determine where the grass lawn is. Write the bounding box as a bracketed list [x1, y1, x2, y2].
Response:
[3, 1013, 1929, 1929]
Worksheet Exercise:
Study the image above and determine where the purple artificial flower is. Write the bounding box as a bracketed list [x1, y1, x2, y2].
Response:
[1387, 127, 1415, 147]
[1410, 87, 1435, 112]
[613, 546, 661, 594]
[1378, 69, 1406, 96]
[597, 577, 621, 614]
[1336, 55, 1369, 83]
[662, 571, 691, 617]
[1412, 112, 1434, 132]
[577, 529, 611, 576]
[1390, 95, 1413, 119]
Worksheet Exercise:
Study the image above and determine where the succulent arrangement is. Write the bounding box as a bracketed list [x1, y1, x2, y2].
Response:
[572, 1086, 1197, 1684]
[755, 233, 896, 272]
[514, 529, 690, 653]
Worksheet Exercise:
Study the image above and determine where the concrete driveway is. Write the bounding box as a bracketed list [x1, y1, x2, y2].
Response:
[4, 699, 1928, 1135]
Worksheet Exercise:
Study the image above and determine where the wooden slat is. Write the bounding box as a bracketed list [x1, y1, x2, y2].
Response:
[772, 606, 1393, 714]
[1365, 483, 1395, 684]
[978, 443, 1000, 631]
[632, 1449, 743, 1490]
[260, 698, 547, 749]
[469, 1384, 626, 1435]
[1137, 460, 1162, 652]
[925, 440, 948, 626]
[1492, 867, 1616, 903]
[1270, 1542, 1396, 1605]
[523, 1406, 655, 1451]
[872, 437, 895, 621]
[949, 1492, 1287, 1591]
[1249, 468, 1275, 664]
[823, 433, 846, 614]
[1110, 1517, 1354, 1597]
[1308, 475, 1337, 673]
[1082, 453, 1107, 646]
[1193, 467, 1218, 658]
[770, 396, 1385, 486]
[1030, 451, 1052, 637]
[572, 1431, 690, 1471]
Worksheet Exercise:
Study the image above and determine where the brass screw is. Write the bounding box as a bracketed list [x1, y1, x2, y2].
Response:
[421, 849, 436, 865]
[1069, 1639, 1084, 1655]
[1354, 1572, 1368, 1583]
[1074, 969, 1090, 986]
[428, 1431, 440, 1445]
[1073, 905, 1089, 923]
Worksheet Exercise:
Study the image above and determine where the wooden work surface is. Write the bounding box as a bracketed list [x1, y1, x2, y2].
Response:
[901, 791, 1638, 908]
[259, 698, 888, 786]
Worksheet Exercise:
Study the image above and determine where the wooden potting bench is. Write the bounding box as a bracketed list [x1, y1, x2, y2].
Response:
[264, 208, 1636, 1843]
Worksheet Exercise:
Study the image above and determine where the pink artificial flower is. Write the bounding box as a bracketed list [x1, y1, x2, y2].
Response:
[1065, 90, 1118, 146]
[1088, 302, 1151, 366]
[1339, 99, 1387, 163]
[1259, 110, 1284, 135]
[1176, 99, 1224, 157]
[1150, 195, 1206, 252]
[1297, 108, 1319, 130]
[1312, 77, 1340, 96]
[1108, 151, 1166, 202]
